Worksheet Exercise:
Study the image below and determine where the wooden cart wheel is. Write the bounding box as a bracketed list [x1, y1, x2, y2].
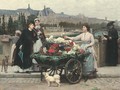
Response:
[46, 66, 63, 76]
[65, 59, 82, 84]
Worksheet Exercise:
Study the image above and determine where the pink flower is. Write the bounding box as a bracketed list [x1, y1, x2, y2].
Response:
[79, 49, 85, 54]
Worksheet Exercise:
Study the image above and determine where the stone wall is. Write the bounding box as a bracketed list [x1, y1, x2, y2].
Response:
[0, 35, 11, 64]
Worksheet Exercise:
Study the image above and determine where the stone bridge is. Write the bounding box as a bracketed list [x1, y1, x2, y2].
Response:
[0, 35, 120, 67]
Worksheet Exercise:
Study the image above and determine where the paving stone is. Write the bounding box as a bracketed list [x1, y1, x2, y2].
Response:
[0, 78, 120, 90]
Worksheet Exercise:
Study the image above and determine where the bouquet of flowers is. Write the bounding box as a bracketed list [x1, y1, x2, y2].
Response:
[47, 43, 62, 56]
[45, 36, 85, 56]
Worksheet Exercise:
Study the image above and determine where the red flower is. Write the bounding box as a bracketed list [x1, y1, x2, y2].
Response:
[79, 49, 85, 54]
[52, 43, 59, 48]
[69, 41, 74, 46]
[65, 47, 71, 52]
[47, 43, 59, 55]
[48, 49, 55, 53]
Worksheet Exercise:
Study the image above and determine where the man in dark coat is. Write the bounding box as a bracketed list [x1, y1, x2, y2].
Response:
[105, 21, 118, 66]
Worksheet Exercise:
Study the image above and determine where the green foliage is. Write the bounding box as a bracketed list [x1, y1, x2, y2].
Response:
[59, 22, 79, 28]
[41, 23, 57, 27]
[59, 21, 107, 32]
[18, 13, 27, 30]
[90, 22, 107, 30]
[6, 13, 27, 35]
[27, 14, 37, 25]
[8, 16, 14, 34]
[2, 15, 6, 34]
[59, 21, 82, 29]
[0, 26, 3, 35]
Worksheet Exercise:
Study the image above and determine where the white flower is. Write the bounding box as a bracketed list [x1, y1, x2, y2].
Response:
[46, 35, 54, 42]
[62, 51, 68, 55]
[67, 50, 76, 54]
[72, 44, 80, 51]
[54, 37, 65, 43]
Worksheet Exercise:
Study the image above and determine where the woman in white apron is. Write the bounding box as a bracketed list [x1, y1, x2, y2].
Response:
[64, 23, 98, 80]
[33, 30, 43, 53]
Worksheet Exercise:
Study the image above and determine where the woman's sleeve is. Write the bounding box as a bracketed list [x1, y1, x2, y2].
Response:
[68, 34, 82, 41]
[112, 29, 118, 39]
[87, 34, 95, 47]
[33, 30, 38, 43]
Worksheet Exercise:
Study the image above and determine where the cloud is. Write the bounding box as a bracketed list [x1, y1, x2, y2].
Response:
[0, 0, 120, 20]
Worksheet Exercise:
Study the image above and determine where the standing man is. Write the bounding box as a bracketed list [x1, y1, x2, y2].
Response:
[104, 21, 118, 66]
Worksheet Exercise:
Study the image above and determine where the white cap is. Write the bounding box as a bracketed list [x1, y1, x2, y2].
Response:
[15, 30, 21, 35]
[34, 18, 40, 22]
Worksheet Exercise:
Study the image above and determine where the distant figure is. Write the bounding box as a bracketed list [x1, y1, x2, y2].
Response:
[1, 55, 9, 73]
[10, 30, 21, 65]
[104, 21, 118, 66]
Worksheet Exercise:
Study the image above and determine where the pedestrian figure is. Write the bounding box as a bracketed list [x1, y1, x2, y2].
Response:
[104, 21, 118, 66]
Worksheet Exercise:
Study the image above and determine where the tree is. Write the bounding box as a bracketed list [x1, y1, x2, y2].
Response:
[0, 26, 3, 35]
[18, 13, 27, 30]
[7, 16, 14, 34]
[21, 13, 27, 29]
[11, 20, 19, 35]
[27, 15, 37, 25]
[2, 15, 6, 34]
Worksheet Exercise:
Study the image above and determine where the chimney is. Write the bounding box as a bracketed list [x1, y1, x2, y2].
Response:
[28, 4, 31, 9]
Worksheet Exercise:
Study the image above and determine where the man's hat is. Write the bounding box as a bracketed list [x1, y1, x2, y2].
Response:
[107, 21, 115, 27]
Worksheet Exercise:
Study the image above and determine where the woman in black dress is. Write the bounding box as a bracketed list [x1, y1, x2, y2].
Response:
[13, 23, 37, 71]
[105, 21, 118, 66]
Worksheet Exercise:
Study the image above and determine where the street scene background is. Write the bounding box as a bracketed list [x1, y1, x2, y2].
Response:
[0, 0, 120, 90]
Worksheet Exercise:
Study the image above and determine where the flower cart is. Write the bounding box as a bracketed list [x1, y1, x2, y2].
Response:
[30, 37, 89, 84]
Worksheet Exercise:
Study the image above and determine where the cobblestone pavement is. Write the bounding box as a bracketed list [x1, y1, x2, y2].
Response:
[0, 78, 120, 90]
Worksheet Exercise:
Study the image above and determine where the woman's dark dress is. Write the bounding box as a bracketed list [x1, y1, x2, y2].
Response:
[106, 28, 118, 66]
[13, 29, 36, 69]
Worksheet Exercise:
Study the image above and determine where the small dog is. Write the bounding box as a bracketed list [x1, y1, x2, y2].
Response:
[44, 73, 60, 87]
[1, 55, 9, 73]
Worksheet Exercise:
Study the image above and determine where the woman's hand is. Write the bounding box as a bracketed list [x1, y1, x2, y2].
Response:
[64, 36, 69, 39]
[84, 45, 88, 50]
[19, 45, 22, 50]
[84, 45, 91, 50]
[63, 36, 67, 39]
[102, 37, 107, 40]
[109, 37, 112, 40]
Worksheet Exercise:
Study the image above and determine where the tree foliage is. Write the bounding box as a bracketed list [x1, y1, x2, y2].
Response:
[8, 16, 14, 34]
[18, 13, 27, 30]
[27, 14, 37, 25]
[2, 15, 6, 34]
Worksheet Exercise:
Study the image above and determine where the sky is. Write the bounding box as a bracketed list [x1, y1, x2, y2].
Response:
[0, 0, 120, 20]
